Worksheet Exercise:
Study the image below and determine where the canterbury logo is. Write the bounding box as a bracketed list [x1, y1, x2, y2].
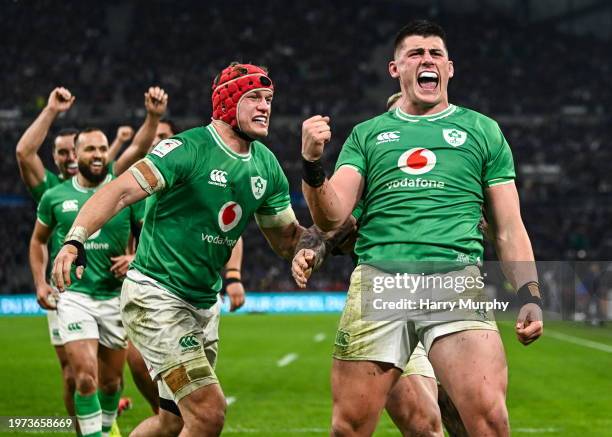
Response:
[179, 335, 200, 349]
[209, 169, 228, 187]
[376, 131, 400, 144]
[67, 322, 82, 331]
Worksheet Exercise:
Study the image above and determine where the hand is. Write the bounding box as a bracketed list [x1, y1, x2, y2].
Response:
[515, 303, 543, 345]
[144, 86, 168, 117]
[292, 249, 316, 289]
[52, 244, 85, 292]
[36, 282, 57, 310]
[224, 282, 246, 312]
[47, 87, 75, 114]
[302, 115, 331, 161]
[116, 126, 134, 143]
[110, 254, 135, 278]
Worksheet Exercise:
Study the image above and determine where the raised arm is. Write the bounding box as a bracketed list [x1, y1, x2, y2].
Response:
[29, 220, 55, 309]
[16, 87, 75, 188]
[485, 181, 543, 345]
[52, 170, 149, 290]
[113, 87, 168, 175]
[301, 116, 364, 231]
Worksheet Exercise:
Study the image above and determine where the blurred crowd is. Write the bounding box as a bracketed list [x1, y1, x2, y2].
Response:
[1, 1, 611, 294]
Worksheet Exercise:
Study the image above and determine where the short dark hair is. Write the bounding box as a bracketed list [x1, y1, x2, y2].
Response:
[53, 128, 78, 151]
[393, 20, 448, 55]
[160, 118, 179, 135]
[74, 127, 104, 148]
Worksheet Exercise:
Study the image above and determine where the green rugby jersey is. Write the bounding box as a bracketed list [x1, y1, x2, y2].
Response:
[29, 168, 62, 203]
[132, 124, 292, 309]
[335, 104, 515, 267]
[37, 166, 134, 299]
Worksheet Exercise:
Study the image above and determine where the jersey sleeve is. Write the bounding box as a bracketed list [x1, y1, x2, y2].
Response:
[28, 168, 56, 203]
[145, 138, 194, 190]
[484, 123, 516, 187]
[36, 190, 56, 229]
[255, 157, 294, 228]
[334, 128, 366, 176]
[351, 200, 364, 224]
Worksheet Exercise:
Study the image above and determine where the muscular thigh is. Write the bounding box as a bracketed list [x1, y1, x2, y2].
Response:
[428, 329, 507, 404]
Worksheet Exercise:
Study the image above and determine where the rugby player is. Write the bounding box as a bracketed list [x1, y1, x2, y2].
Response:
[300, 20, 543, 436]
[291, 91, 466, 437]
[52, 63, 305, 437]
[18, 86, 167, 433]
[123, 119, 247, 436]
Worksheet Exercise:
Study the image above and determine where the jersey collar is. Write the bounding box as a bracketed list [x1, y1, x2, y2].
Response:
[71, 174, 112, 193]
[206, 124, 252, 162]
[394, 104, 456, 123]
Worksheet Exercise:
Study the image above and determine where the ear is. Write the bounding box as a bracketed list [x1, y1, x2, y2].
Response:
[389, 60, 399, 79]
[448, 60, 454, 79]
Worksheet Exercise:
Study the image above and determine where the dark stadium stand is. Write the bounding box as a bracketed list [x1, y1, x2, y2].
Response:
[2, 0, 611, 294]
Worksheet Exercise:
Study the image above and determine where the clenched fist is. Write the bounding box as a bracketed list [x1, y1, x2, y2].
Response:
[116, 126, 134, 143]
[302, 115, 331, 161]
[144, 86, 168, 117]
[47, 87, 75, 114]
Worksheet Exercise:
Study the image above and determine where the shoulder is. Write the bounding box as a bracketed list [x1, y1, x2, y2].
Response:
[455, 106, 501, 134]
[39, 179, 72, 205]
[352, 111, 394, 134]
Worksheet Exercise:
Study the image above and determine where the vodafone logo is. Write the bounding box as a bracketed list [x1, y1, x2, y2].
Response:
[397, 148, 437, 175]
[218, 201, 242, 232]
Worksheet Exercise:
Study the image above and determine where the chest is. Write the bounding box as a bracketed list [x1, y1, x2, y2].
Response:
[363, 124, 486, 183]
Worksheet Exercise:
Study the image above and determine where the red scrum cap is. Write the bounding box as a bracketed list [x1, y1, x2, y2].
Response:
[211, 63, 274, 129]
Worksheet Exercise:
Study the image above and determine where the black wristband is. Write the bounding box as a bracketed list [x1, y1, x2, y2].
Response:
[302, 157, 326, 187]
[221, 277, 242, 296]
[64, 240, 87, 269]
[517, 281, 542, 307]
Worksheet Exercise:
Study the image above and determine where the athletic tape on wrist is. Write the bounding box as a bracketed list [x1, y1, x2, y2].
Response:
[64, 225, 89, 244]
[517, 281, 542, 307]
[302, 157, 326, 188]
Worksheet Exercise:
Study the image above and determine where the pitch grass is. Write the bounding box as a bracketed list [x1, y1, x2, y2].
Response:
[0, 315, 611, 436]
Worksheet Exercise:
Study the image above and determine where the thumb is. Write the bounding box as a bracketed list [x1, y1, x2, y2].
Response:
[322, 116, 330, 123]
[76, 266, 84, 279]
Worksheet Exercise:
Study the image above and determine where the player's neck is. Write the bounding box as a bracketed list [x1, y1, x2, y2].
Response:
[211, 120, 250, 154]
[76, 173, 101, 188]
[401, 100, 450, 116]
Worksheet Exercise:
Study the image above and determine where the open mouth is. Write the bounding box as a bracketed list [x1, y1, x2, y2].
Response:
[417, 71, 439, 91]
[252, 115, 267, 126]
[66, 162, 78, 173]
[91, 160, 104, 170]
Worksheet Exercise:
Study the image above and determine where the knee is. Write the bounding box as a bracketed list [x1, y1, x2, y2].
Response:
[74, 371, 97, 395]
[389, 403, 442, 437]
[98, 377, 122, 395]
[331, 408, 368, 437]
[470, 396, 508, 434]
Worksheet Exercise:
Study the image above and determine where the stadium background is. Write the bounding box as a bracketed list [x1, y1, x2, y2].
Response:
[1, 0, 611, 435]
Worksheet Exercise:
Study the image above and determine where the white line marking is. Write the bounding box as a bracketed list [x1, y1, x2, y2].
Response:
[226, 396, 236, 406]
[277, 353, 299, 367]
[313, 333, 326, 342]
[546, 330, 612, 353]
[514, 427, 561, 433]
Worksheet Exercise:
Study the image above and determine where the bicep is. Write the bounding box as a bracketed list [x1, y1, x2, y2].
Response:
[485, 181, 523, 232]
[17, 153, 47, 188]
[31, 220, 52, 245]
[329, 166, 365, 214]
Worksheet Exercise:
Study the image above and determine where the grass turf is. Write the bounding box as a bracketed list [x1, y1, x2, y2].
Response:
[0, 315, 610, 436]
